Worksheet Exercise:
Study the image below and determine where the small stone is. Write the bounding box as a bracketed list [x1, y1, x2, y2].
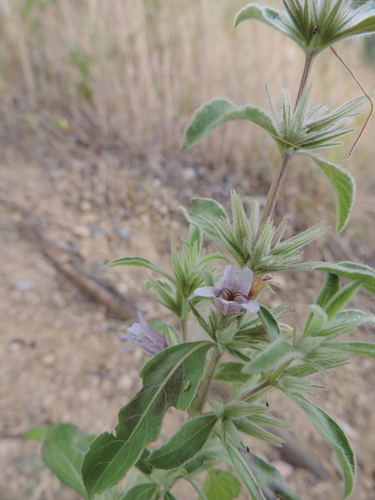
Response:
[118, 228, 132, 240]
[80, 200, 92, 211]
[43, 354, 56, 365]
[72, 225, 91, 238]
[182, 167, 196, 180]
[89, 225, 106, 236]
[14, 280, 36, 292]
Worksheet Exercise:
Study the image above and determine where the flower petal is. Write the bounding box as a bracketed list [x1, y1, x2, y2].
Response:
[242, 300, 260, 314]
[193, 286, 219, 298]
[214, 297, 243, 315]
[221, 265, 237, 289]
[235, 266, 253, 295]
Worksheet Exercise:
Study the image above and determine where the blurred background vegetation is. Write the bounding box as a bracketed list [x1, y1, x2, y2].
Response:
[1, 0, 375, 245]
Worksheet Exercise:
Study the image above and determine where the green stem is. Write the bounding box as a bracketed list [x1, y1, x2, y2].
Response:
[189, 347, 223, 416]
[181, 318, 188, 342]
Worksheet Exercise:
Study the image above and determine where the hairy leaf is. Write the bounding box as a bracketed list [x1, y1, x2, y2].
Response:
[299, 153, 355, 232]
[243, 336, 302, 374]
[329, 341, 375, 359]
[182, 98, 277, 151]
[105, 256, 174, 282]
[293, 395, 355, 498]
[291, 261, 375, 295]
[226, 440, 302, 500]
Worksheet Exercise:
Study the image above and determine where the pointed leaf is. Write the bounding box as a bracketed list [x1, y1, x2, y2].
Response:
[182, 98, 277, 151]
[299, 153, 355, 232]
[234, 4, 302, 48]
[215, 362, 250, 383]
[243, 336, 302, 374]
[339, 15, 375, 41]
[119, 483, 158, 500]
[105, 256, 174, 282]
[147, 415, 218, 470]
[201, 469, 241, 500]
[324, 281, 362, 319]
[42, 423, 95, 499]
[293, 395, 355, 499]
[291, 261, 375, 295]
[258, 305, 280, 341]
[225, 441, 301, 500]
[135, 449, 153, 475]
[329, 341, 375, 359]
[25, 425, 48, 442]
[82, 342, 213, 498]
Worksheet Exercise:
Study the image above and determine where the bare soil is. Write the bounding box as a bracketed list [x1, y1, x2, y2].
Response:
[1, 131, 375, 500]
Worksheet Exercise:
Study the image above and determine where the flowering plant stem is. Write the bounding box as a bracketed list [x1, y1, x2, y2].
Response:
[295, 50, 316, 109]
[188, 347, 223, 417]
[258, 152, 292, 231]
[259, 50, 316, 234]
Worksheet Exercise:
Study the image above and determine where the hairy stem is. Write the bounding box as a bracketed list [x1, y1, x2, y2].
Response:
[240, 380, 272, 402]
[295, 49, 316, 110]
[189, 347, 223, 416]
[258, 50, 316, 234]
[258, 152, 292, 231]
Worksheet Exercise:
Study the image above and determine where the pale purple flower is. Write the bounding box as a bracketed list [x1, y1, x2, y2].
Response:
[121, 312, 168, 355]
[194, 265, 260, 316]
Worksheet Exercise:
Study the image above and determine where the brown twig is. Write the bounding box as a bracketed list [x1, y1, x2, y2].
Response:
[19, 222, 136, 320]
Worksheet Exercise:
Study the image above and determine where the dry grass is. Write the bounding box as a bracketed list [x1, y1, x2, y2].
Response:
[0, 0, 374, 230]
[0, 2, 370, 144]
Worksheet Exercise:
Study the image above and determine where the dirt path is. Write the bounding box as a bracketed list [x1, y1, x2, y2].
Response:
[1, 141, 374, 499]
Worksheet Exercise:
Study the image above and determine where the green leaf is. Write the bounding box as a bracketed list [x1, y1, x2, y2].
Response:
[82, 342, 213, 498]
[291, 261, 375, 295]
[215, 362, 250, 383]
[234, 419, 284, 447]
[24, 425, 47, 442]
[182, 98, 277, 151]
[135, 449, 153, 475]
[234, 4, 302, 49]
[105, 256, 174, 282]
[225, 440, 301, 500]
[258, 305, 280, 341]
[316, 273, 341, 308]
[324, 281, 362, 319]
[329, 341, 375, 359]
[243, 336, 302, 374]
[339, 15, 375, 41]
[164, 493, 178, 500]
[188, 223, 202, 250]
[299, 153, 355, 233]
[118, 483, 158, 500]
[303, 305, 328, 337]
[201, 469, 241, 500]
[42, 423, 95, 499]
[293, 395, 355, 499]
[147, 415, 218, 470]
